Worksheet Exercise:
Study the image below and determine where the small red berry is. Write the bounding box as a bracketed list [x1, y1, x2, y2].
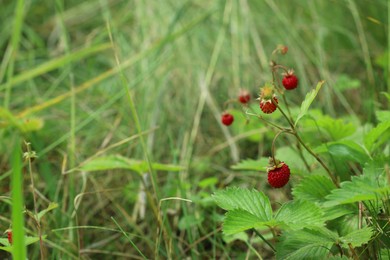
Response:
[267, 162, 290, 188]
[260, 96, 278, 114]
[221, 112, 234, 126]
[6, 230, 12, 245]
[238, 90, 251, 104]
[282, 73, 299, 90]
[279, 45, 288, 55]
[258, 84, 278, 114]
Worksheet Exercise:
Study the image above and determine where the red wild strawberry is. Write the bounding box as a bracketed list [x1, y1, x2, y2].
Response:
[258, 84, 278, 114]
[238, 89, 251, 104]
[221, 112, 234, 126]
[6, 229, 12, 245]
[282, 71, 299, 90]
[267, 161, 290, 188]
[260, 96, 278, 114]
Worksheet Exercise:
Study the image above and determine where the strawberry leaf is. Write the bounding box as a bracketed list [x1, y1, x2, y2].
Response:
[339, 226, 373, 248]
[324, 159, 389, 207]
[274, 200, 325, 230]
[364, 120, 390, 153]
[213, 187, 272, 221]
[292, 175, 336, 203]
[223, 209, 272, 235]
[295, 81, 325, 126]
[276, 226, 338, 260]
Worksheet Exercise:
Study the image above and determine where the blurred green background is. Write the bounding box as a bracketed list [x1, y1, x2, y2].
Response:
[0, 0, 388, 258]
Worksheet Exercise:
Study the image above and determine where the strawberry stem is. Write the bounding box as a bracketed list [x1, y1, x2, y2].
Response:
[275, 103, 339, 187]
[252, 228, 276, 252]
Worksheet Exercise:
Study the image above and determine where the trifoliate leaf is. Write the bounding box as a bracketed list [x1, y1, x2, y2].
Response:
[276, 226, 338, 260]
[364, 121, 390, 153]
[292, 175, 336, 203]
[213, 187, 272, 221]
[295, 81, 325, 126]
[275, 200, 325, 230]
[339, 226, 373, 248]
[231, 158, 269, 171]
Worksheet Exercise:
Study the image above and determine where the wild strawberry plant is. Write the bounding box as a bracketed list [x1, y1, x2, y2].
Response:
[214, 46, 390, 259]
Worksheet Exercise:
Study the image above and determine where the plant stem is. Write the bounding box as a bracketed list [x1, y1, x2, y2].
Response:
[24, 141, 45, 259]
[252, 229, 276, 252]
[275, 102, 339, 187]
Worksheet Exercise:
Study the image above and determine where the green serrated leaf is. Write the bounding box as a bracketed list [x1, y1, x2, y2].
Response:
[213, 187, 272, 221]
[275, 200, 325, 230]
[37, 202, 58, 222]
[339, 226, 373, 248]
[292, 175, 336, 203]
[79, 155, 183, 174]
[223, 209, 267, 235]
[276, 226, 338, 260]
[0, 236, 46, 252]
[231, 158, 269, 171]
[324, 161, 389, 207]
[295, 81, 325, 126]
[317, 116, 356, 140]
[364, 121, 390, 153]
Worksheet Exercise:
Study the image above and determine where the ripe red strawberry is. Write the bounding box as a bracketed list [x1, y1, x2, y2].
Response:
[6, 230, 12, 245]
[282, 72, 298, 90]
[238, 90, 251, 104]
[267, 162, 290, 188]
[260, 96, 278, 114]
[221, 112, 234, 126]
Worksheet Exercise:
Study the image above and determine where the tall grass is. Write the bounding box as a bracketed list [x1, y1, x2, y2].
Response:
[0, 0, 387, 258]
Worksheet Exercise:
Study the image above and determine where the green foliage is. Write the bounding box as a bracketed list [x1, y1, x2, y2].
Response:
[324, 159, 390, 207]
[230, 158, 269, 171]
[295, 81, 325, 126]
[364, 120, 390, 154]
[79, 155, 183, 174]
[292, 175, 336, 203]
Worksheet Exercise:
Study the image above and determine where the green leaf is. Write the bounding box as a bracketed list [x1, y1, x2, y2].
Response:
[324, 162, 390, 207]
[231, 158, 269, 171]
[317, 116, 356, 140]
[327, 141, 370, 165]
[37, 202, 58, 222]
[0, 236, 45, 252]
[79, 155, 183, 174]
[276, 226, 338, 260]
[295, 81, 325, 126]
[198, 177, 218, 188]
[213, 187, 272, 221]
[375, 110, 390, 123]
[339, 226, 373, 248]
[334, 74, 361, 91]
[275, 200, 325, 230]
[292, 175, 336, 203]
[223, 209, 271, 235]
[364, 121, 390, 153]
